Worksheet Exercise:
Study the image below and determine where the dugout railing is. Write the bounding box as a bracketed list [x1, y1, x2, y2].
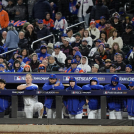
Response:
[0, 90, 134, 126]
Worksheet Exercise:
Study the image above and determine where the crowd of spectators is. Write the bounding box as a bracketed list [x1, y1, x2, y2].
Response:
[0, 0, 133, 74]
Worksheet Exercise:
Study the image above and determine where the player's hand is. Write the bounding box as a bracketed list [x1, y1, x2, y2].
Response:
[86, 99, 89, 104]
[54, 79, 60, 86]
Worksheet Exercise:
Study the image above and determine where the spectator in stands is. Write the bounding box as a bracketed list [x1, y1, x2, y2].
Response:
[83, 30, 92, 47]
[63, 77, 85, 119]
[94, 55, 105, 69]
[97, 43, 109, 60]
[50, 1, 57, 21]
[11, 60, 23, 72]
[65, 55, 73, 69]
[25, 24, 37, 50]
[58, 0, 70, 19]
[0, 2, 9, 35]
[125, 64, 132, 73]
[65, 59, 83, 73]
[88, 39, 101, 57]
[79, 27, 84, 39]
[52, 45, 66, 67]
[123, 16, 133, 31]
[47, 43, 53, 55]
[66, 29, 76, 44]
[79, 39, 90, 57]
[122, 25, 134, 46]
[42, 74, 64, 118]
[20, 49, 28, 60]
[32, 0, 52, 20]
[23, 65, 31, 72]
[74, 51, 82, 65]
[77, 0, 93, 28]
[107, 30, 123, 49]
[0, 55, 4, 63]
[5, 0, 15, 20]
[54, 12, 68, 34]
[111, 16, 124, 36]
[78, 56, 91, 73]
[47, 55, 60, 72]
[104, 75, 127, 119]
[21, 22, 30, 33]
[100, 31, 107, 43]
[103, 20, 116, 40]
[91, 64, 99, 73]
[37, 45, 50, 62]
[29, 53, 41, 72]
[6, 23, 19, 59]
[99, 59, 112, 72]
[72, 47, 79, 56]
[16, 55, 25, 68]
[109, 64, 117, 73]
[69, 0, 78, 16]
[1, 31, 7, 45]
[13, 0, 27, 20]
[42, 59, 48, 67]
[27, 0, 37, 20]
[43, 12, 54, 31]
[87, 21, 100, 41]
[38, 64, 46, 73]
[35, 19, 50, 43]
[35, 41, 47, 54]
[18, 31, 28, 49]
[127, 81, 134, 120]
[0, 64, 6, 72]
[114, 53, 126, 72]
[0, 79, 11, 118]
[61, 37, 72, 57]
[90, 0, 110, 21]
[2, 62, 10, 72]
[96, 16, 106, 31]
[82, 77, 104, 119]
[110, 42, 124, 61]
[8, 52, 18, 69]
[71, 33, 81, 48]
[105, 44, 110, 53]
[119, 7, 128, 23]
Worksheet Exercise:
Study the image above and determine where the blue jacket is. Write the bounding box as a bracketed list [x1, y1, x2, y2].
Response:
[37, 51, 50, 61]
[11, 67, 23, 72]
[5, 30, 19, 49]
[63, 78, 85, 115]
[0, 88, 11, 112]
[42, 81, 64, 109]
[69, 0, 78, 15]
[74, 51, 82, 64]
[82, 77, 104, 110]
[25, 85, 38, 91]
[104, 75, 127, 111]
[23, 57, 31, 64]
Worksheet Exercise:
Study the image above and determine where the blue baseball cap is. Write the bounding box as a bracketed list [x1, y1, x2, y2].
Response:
[8, 23, 14, 27]
[54, 45, 60, 49]
[38, 19, 43, 24]
[61, 34, 67, 37]
[128, 81, 134, 86]
[39, 66, 45, 70]
[17, 55, 22, 59]
[95, 39, 101, 43]
[99, 43, 105, 48]
[82, 39, 88, 43]
[40, 45, 47, 50]
[71, 59, 77, 64]
[49, 74, 57, 79]
[100, 16, 105, 19]
[0, 64, 4, 68]
[69, 77, 76, 82]
[126, 64, 132, 69]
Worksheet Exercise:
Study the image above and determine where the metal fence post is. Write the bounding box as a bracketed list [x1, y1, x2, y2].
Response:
[101, 96, 107, 119]
[56, 96, 62, 119]
[11, 96, 18, 118]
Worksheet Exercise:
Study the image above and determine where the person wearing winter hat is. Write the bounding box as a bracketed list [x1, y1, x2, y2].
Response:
[91, 64, 99, 73]
[23, 65, 31, 72]
[47, 43, 54, 55]
[72, 47, 79, 56]
[96, 16, 106, 31]
[87, 21, 100, 41]
[125, 64, 132, 73]
[16, 55, 26, 68]
[38, 64, 46, 73]
[0, 64, 5, 72]
[0, 2, 9, 35]
[74, 51, 82, 64]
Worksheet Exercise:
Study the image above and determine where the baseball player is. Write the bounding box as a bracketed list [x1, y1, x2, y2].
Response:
[17, 73, 44, 118]
[63, 77, 85, 119]
[82, 77, 104, 119]
[42, 74, 64, 119]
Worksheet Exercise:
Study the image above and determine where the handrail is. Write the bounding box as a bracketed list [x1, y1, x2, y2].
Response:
[31, 34, 54, 49]
[66, 21, 85, 29]
[0, 48, 20, 55]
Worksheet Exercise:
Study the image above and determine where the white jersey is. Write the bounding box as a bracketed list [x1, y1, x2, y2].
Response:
[22, 84, 38, 106]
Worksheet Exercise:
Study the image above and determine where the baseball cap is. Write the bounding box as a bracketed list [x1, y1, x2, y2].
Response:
[24, 65, 30, 69]
[54, 45, 60, 49]
[128, 81, 134, 86]
[49, 74, 57, 79]
[69, 77, 76, 82]
[61, 33, 68, 37]
[0, 64, 4, 68]
[38, 19, 43, 24]
[75, 32, 81, 37]
[40, 45, 47, 50]
[8, 23, 14, 27]
[105, 44, 109, 48]
[0, 55, 4, 59]
[93, 64, 99, 69]
[100, 16, 105, 19]
[126, 64, 132, 69]
[71, 59, 77, 64]
[82, 39, 88, 43]
[99, 43, 105, 48]
[73, 47, 79, 51]
[17, 55, 22, 59]
[105, 59, 112, 63]
[47, 43, 53, 49]
[39, 66, 45, 70]
[0, 79, 6, 84]
[63, 37, 70, 42]
[95, 39, 101, 43]
[105, 20, 111, 24]
[114, 16, 119, 19]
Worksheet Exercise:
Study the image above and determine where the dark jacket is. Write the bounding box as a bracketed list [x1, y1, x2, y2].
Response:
[90, 3, 110, 20]
[79, 45, 90, 57]
[5, 4, 15, 20]
[32, 0, 52, 19]
[46, 62, 60, 72]
[29, 60, 41, 72]
[18, 38, 28, 49]
[71, 40, 82, 48]
[65, 55, 73, 68]
[110, 50, 125, 61]
[113, 61, 126, 72]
